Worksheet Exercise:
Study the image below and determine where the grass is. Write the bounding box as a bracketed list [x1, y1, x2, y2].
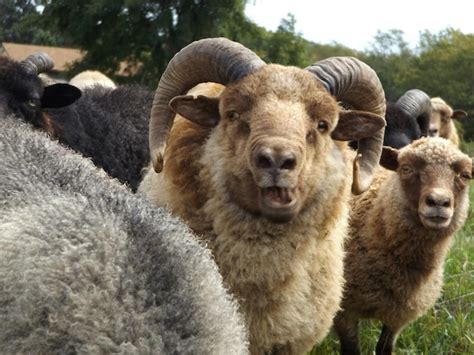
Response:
[310, 184, 474, 355]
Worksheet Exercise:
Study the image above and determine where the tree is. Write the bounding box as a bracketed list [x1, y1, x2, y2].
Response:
[361, 29, 416, 100]
[39, 0, 251, 86]
[0, 0, 68, 45]
[401, 29, 474, 141]
[264, 13, 309, 67]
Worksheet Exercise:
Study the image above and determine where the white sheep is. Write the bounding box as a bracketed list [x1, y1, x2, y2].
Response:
[334, 137, 471, 355]
[429, 97, 468, 146]
[139, 37, 386, 354]
[0, 112, 249, 354]
[70, 70, 117, 89]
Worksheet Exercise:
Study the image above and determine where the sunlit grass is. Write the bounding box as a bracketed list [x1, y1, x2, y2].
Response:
[310, 186, 474, 354]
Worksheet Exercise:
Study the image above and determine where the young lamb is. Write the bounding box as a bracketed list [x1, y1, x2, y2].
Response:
[0, 52, 151, 191]
[429, 97, 468, 146]
[0, 112, 248, 354]
[139, 37, 387, 354]
[69, 69, 117, 89]
[334, 137, 472, 355]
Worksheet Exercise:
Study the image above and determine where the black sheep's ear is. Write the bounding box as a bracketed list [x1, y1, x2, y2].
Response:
[380, 146, 399, 171]
[41, 83, 82, 108]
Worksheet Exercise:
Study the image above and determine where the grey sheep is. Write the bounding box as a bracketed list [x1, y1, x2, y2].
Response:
[0, 113, 248, 354]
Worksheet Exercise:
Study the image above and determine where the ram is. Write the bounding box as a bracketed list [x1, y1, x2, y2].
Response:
[334, 137, 471, 355]
[0, 112, 248, 354]
[429, 97, 468, 146]
[0, 53, 151, 191]
[383, 89, 432, 148]
[139, 37, 386, 354]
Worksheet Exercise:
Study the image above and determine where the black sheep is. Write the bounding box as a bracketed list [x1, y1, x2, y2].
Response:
[46, 85, 153, 191]
[383, 89, 432, 148]
[1, 53, 152, 191]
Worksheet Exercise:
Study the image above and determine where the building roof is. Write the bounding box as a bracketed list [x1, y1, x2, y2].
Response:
[1, 42, 85, 72]
[0, 42, 139, 76]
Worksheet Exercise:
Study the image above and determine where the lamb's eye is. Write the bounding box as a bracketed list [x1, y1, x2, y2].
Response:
[227, 110, 240, 121]
[400, 165, 413, 174]
[317, 120, 328, 133]
[459, 171, 472, 180]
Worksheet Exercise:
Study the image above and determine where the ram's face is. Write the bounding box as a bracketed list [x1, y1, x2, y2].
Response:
[170, 65, 384, 223]
[210, 66, 341, 222]
[394, 138, 471, 230]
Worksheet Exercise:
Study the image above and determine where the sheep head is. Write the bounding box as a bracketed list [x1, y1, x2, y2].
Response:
[0, 53, 81, 128]
[429, 97, 468, 138]
[384, 89, 432, 149]
[170, 65, 384, 222]
[149, 38, 386, 205]
[380, 137, 471, 230]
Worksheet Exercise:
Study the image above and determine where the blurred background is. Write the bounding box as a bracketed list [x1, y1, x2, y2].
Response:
[4, 0, 471, 146]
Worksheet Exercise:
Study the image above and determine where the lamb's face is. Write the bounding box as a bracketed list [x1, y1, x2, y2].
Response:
[395, 138, 471, 230]
[429, 107, 452, 138]
[210, 66, 342, 222]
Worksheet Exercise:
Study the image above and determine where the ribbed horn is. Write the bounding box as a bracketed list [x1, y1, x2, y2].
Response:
[20, 52, 55, 75]
[305, 57, 386, 194]
[396, 89, 432, 136]
[149, 37, 265, 172]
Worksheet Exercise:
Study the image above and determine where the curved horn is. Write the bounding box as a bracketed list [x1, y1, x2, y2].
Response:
[305, 57, 386, 195]
[20, 52, 55, 75]
[149, 38, 265, 172]
[396, 89, 432, 136]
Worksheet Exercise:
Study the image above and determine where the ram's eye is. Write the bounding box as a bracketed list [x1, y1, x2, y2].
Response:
[25, 99, 38, 109]
[459, 171, 472, 180]
[317, 120, 328, 133]
[227, 110, 240, 121]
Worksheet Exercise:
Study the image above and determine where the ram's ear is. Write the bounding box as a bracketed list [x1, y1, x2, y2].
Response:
[331, 110, 385, 141]
[380, 146, 399, 171]
[169, 95, 220, 127]
[452, 110, 468, 120]
[41, 83, 82, 108]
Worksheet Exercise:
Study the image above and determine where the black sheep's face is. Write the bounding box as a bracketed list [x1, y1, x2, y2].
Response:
[383, 103, 424, 149]
[0, 59, 81, 127]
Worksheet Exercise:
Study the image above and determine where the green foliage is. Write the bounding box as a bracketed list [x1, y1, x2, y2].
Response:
[361, 29, 416, 101]
[0, 0, 66, 45]
[402, 29, 474, 141]
[39, 0, 251, 85]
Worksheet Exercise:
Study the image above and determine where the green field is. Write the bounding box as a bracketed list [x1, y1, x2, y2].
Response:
[310, 183, 474, 354]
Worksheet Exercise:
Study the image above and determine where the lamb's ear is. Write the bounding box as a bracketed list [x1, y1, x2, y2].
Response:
[169, 95, 220, 127]
[331, 110, 385, 141]
[452, 110, 468, 120]
[380, 146, 399, 171]
[42, 83, 82, 108]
